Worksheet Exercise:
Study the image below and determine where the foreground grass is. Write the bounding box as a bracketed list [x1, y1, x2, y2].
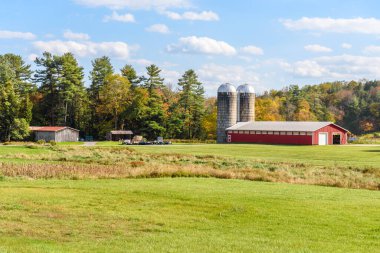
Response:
[0, 144, 379, 190]
[0, 178, 379, 253]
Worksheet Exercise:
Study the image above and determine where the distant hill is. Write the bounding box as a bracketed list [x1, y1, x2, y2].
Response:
[255, 80, 380, 134]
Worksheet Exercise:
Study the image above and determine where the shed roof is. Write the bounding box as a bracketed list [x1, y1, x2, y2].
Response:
[109, 130, 133, 135]
[226, 121, 349, 132]
[30, 126, 80, 132]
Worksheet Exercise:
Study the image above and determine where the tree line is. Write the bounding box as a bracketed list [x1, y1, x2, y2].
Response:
[1, 52, 379, 142]
[256, 81, 380, 134]
[0, 52, 216, 141]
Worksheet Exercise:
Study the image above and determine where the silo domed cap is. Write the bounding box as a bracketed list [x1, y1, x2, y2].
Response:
[237, 84, 255, 93]
[218, 83, 236, 93]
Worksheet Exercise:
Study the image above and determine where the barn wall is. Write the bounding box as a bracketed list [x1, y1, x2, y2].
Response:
[313, 125, 347, 145]
[229, 133, 313, 145]
[55, 129, 79, 142]
[35, 132, 56, 142]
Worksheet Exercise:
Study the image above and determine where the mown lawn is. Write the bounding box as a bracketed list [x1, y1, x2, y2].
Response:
[0, 178, 379, 253]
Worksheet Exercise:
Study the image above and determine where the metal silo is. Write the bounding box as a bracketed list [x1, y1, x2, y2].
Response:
[217, 83, 237, 143]
[237, 84, 255, 122]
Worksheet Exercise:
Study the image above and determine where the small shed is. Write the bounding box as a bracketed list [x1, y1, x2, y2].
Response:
[30, 126, 79, 142]
[226, 121, 349, 145]
[106, 130, 133, 141]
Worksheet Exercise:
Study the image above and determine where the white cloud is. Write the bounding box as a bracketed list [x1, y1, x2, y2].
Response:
[63, 30, 90, 40]
[281, 17, 380, 35]
[283, 54, 380, 79]
[0, 30, 36, 40]
[32, 40, 133, 59]
[240, 45, 264, 55]
[363, 45, 380, 54]
[164, 11, 219, 21]
[129, 58, 152, 66]
[198, 63, 261, 93]
[146, 24, 170, 34]
[74, 0, 190, 10]
[161, 69, 181, 85]
[27, 54, 39, 62]
[304, 44, 332, 53]
[167, 36, 236, 56]
[341, 43, 352, 49]
[103, 11, 135, 23]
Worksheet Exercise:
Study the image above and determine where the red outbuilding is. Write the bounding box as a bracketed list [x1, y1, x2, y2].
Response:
[226, 121, 349, 145]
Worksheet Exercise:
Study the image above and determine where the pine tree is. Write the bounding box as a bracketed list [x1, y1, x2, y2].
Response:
[88, 56, 114, 138]
[177, 69, 205, 138]
[121, 64, 141, 86]
[0, 54, 33, 141]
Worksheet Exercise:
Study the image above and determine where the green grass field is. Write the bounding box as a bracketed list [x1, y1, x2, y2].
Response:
[0, 178, 379, 253]
[0, 143, 379, 252]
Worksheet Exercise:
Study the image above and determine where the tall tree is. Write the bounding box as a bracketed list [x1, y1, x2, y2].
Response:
[88, 56, 113, 138]
[144, 64, 164, 93]
[0, 54, 33, 141]
[97, 74, 131, 132]
[121, 64, 141, 86]
[177, 69, 205, 138]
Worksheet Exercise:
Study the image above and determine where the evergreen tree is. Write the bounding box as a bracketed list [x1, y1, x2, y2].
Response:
[177, 69, 205, 138]
[88, 56, 113, 138]
[121, 64, 141, 86]
[0, 54, 33, 141]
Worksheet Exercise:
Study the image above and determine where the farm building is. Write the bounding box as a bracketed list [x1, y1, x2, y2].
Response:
[226, 121, 348, 145]
[30, 126, 79, 142]
[106, 130, 133, 141]
[217, 83, 349, 145]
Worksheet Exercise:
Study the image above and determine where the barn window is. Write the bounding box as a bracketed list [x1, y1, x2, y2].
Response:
[274, 131, 279, 135]
[262, 131, 267, 134]
[286, 132, 292, 135]
[293, 132, 299, 135]
[244, 131, 249, 134]
[238, 131, 243, 134]
[256, 131, 261, 134]
[268, 131, 273, 135]
[249, 131, 255, 134]
[300, 132, 306, 135]
[307, 132, 313, 136]
[280, 131, 286, 135]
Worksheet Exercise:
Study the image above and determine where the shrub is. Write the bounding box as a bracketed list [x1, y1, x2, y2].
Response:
[37, 139, 46, 145]
[49, 140, 57, 146]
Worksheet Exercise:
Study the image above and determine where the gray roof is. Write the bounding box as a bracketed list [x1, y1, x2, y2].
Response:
[218, 83, 236, 93]
[226, 121, 349, 132]
[110, 130, 133, 135]
[237, 84, 255, 93]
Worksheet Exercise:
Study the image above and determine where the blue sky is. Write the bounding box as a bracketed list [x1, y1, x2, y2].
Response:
[1, 0, 380, 95]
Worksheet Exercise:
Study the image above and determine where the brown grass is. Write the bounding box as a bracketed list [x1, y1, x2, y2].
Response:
[0, 146, 379, 190]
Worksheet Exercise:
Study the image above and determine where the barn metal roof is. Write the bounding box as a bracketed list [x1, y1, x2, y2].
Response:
[29, 126, 80, 132]
[226, 121, 349, 132]
[109, 130, 133, 135]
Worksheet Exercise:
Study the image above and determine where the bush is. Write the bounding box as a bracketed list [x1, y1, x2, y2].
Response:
[49, 140, 57, 146]
[36, 139, 46, 145]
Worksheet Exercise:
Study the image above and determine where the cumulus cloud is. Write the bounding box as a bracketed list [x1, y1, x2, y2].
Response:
[32, 40, 133, 59]
[304, 44, 332, 53]
[197, 63, 261, 93]
[103, 11, 135, 22]
[0, 30, 36, 40]
[281, 17, 380, 34]
[163, 11, 219, 21]
[74, 0, 190, 10]
[363, 45, 380, 54]
[146, 24, 170, 34]
[240, 45, 264, 55]
[282, 54, 380, 80]
[161, 69, 181, 85]
[341, 43, 352, 49]
[167, 36, 236, 56]
[63, 30, 90, 40]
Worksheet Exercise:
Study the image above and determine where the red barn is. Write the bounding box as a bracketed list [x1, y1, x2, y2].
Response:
[226, 121, 349, 145]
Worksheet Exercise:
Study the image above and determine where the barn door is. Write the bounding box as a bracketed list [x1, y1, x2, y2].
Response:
[227, 134, 231, 143]
[318, 133, 328, 145]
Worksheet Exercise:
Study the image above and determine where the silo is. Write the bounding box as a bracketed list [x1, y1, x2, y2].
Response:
[217, 83, 237, 143]
[237, 84, 255, 122]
